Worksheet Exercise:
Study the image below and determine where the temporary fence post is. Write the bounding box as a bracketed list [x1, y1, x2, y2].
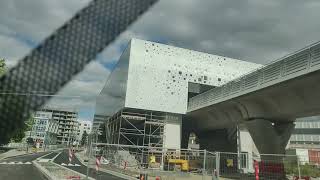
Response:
[202, 149, 207, 180]
[237, 124, 242, 172]
[161, 150, 164, 170]
[215, 152, 220, 178]
[297, 155, 301, 179]
[86, 134, 92, 180]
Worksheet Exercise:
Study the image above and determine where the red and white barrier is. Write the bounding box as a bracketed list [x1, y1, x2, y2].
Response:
[96, 156, 101, 172]
[69, 148, 73, 164]
[66, 175, 81, 179]
[254, 160, 259, 180]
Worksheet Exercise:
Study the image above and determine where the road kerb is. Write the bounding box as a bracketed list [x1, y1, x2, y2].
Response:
[75, 152, 137, 180]
[32, 160, 58, 180]
[0, 150, 34, 161]
[53, 162, 95, 180]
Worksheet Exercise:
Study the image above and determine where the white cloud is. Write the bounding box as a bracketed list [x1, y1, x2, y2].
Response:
[0, 34, 30, 67]
[47, 61, 111, 109]
[98, 30, 149, 64]
[2, 0, 320, 119]
[0, 0, 90, 67]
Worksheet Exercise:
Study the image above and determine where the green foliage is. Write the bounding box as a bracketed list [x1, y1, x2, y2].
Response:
[0, 59, 34, 145]
[300, 164, 320, 177]
[0, 58, 6, 76]
[26, 137, 34, 145]
[11, 128, 26, 143]
[25, 116, 35, 131]
[8, 115, 34, 143]
[81, 131, 88, 146]
[285, 161, 320, 177]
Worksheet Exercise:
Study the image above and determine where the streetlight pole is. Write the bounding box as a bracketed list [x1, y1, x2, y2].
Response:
[86, 133, 92, 180]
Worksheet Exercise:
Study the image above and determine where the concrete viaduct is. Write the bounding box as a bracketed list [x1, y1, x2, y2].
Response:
[185, 41, 320, 154]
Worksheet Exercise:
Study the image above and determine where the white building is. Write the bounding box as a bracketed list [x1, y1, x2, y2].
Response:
[77, 120, 92, 142]
[93, 38, 261, 150]
[41, 108, 79, 145]
[31, 111, 59, 146]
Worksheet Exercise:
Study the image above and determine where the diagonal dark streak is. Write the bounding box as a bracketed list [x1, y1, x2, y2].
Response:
[0, 0, 158, 144]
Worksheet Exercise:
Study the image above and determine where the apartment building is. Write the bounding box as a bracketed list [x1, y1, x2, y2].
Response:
[77, 120, 92, 143]
[288, 116, 320, 149]
[41, 108, 79, 145]
[30, 111, 59, 147]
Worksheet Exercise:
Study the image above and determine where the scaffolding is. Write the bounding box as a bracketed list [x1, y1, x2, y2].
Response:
[103, 108, 169, 168]
[105, 108, 167, 148]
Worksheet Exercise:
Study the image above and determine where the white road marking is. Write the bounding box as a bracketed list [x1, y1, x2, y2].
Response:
[0, 161, 32, 165]
[36, 152, 54, 161]
[52, 152, 62, 161]
[38, 159, 50, 162]
[61, 163, 81, 167]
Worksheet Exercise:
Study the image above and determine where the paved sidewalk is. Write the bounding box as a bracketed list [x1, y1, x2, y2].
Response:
[0, 147, 54, 161]
[75, 151, 235, 180]
[0, 149, 32, 160]
[54, 149, 125, 179]
[34, 161, 90, 180]
[75, 150, 135, 179]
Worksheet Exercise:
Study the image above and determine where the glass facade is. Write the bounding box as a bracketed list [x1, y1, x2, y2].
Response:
[289, 116, 320, 145]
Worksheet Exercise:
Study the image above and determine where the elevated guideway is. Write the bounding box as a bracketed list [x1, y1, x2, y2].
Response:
[185, 41, 320, 154]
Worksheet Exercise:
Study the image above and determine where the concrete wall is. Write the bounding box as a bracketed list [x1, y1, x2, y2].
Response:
[126, 39, 261, 114]
[163, 114, 182, 149]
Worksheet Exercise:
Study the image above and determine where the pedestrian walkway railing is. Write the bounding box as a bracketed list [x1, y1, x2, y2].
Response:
[188, 41, 320, 112]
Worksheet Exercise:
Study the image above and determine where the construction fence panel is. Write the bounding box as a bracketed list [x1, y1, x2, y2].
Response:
[87, 143, 215, 179]
[85, 143, 320, 179]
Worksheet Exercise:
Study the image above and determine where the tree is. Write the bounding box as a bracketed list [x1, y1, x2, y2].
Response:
[10, 116, 34, 143]
[81, 131, 88, 146]
[0, 58, 34, 144]
[26, 137, 34, 145]
[25, 116, 35, 132]
[0, 58, 6, 76]
[11, 129, 25, 143]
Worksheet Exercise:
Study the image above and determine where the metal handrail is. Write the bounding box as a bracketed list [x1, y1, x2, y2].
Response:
[188, 40, 320, 111]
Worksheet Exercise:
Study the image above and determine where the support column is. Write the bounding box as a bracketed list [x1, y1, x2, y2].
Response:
[163, 113, 182, 149]
[245, 119, 294, 154]
[245, 119, 294, 179]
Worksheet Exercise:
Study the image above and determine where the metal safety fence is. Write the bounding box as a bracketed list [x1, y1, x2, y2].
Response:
[83, 143, 320, 180]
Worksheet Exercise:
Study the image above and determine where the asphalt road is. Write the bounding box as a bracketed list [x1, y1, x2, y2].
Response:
[54, 149, 124, 180]
[40, 152, 59, 159]
[0, 152, 49, 180]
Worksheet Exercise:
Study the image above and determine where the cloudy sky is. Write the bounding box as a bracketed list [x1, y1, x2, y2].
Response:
[1, 0, 320, 121]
